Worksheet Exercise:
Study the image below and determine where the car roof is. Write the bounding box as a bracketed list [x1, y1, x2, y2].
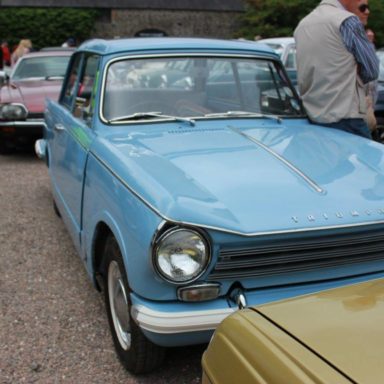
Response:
[77, 37, 278, 58]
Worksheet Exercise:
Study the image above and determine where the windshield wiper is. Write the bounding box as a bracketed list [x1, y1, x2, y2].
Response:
[108, 112, 195, 126]
[204, 110, 282, 124]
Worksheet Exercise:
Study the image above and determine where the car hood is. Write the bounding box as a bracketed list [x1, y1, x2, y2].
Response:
[99, 119, 384, 235]
[0, 79, 62, 113]
[256, 278, 384, 383]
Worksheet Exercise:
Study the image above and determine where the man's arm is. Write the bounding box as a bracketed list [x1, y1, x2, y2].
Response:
[340, 15, 379, 84]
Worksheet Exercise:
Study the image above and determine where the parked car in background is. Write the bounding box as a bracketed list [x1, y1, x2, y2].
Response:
[202, 278, 384, 384]
[375, 49, 384, 131]
[36, 37, 384, 374]
[0, 48, 73, 153]
[257, 37, 297, 87]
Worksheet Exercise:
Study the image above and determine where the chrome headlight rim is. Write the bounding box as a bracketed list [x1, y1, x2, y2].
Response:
[152, 226, 211, 285]
[0, 103, 28, 121]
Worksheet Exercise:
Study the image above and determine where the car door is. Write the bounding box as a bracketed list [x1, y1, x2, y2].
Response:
[46, 52, 100, 257]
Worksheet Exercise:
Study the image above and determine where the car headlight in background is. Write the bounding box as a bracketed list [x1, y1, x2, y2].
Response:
[0, 103, 28, 120]
[153, 227, 210, 284]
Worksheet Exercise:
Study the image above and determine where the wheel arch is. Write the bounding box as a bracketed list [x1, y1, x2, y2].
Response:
[91, 214, 134, 290]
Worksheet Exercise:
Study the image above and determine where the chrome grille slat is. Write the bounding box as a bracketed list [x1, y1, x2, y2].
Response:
[210, 229, 384, 280]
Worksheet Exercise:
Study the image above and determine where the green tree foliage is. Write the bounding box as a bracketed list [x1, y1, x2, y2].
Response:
[238, 0, 384, 47]
[0, 8, 99, 50]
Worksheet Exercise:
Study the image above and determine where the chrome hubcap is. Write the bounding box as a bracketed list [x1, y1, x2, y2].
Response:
[108, 260, 131, 350]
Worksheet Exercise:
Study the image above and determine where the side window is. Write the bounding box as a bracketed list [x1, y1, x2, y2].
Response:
[74, 54, 100, 123]
[61, 53, 82, 109]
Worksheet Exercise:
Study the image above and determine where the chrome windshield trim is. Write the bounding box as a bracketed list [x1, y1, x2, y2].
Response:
[229, 126, 325, 194]
[92, 152, 384, 237]
[131, 304, 234, 334]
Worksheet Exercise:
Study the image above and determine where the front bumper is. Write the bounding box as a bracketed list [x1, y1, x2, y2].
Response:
[131, 270, 384, 346]
[0, 119, 45, 139]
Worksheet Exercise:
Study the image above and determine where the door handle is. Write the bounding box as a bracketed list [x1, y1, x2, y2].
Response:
[54, 123, 65, 131]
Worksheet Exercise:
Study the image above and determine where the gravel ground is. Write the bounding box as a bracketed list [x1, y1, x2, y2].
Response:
[0, 151, 204, 384]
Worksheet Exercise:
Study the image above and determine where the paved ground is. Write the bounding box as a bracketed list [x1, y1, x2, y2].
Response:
[0, 151, 204, 384]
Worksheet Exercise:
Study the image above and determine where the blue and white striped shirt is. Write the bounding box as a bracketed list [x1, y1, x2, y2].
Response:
[340, 16, 379, 84]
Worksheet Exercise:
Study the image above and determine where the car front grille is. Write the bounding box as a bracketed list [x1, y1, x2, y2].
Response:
[209, 227, 384, 280]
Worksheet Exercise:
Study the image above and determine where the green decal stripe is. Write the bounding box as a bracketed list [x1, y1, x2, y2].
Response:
[71, 126, 91, 149]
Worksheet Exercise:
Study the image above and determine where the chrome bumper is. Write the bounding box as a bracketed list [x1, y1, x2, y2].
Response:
[131, 304, 235, 334]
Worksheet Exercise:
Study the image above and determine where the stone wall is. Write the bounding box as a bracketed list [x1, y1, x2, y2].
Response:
[94, 9, 242, 39]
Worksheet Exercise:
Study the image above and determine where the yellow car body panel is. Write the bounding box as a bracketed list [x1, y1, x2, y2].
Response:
[203, 278, 384, 384]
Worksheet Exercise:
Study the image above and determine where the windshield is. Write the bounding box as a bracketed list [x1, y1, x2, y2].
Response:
[102, 56, 303, 123]
[12, 55, 71, 80]
[377, 50, 384, 82]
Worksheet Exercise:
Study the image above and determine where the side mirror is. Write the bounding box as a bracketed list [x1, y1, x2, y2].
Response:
[0, 71, 6, 87]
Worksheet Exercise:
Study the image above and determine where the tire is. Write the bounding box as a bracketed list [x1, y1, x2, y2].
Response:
[102, 235, 165, 374]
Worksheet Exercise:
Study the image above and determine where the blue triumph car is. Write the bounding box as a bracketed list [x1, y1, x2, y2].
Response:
[36, 38, 384, 373]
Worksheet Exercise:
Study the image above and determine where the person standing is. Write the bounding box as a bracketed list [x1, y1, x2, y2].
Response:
[1, 41, 10, 67]
[11, 39, 32, 66]
[294, 0, 379, 139]
[363, 27, 378, 136]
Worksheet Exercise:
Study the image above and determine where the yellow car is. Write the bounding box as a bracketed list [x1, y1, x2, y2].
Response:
[202, 279, 384, 384]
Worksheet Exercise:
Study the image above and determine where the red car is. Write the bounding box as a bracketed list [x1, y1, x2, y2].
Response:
[0, 49, 73, 153]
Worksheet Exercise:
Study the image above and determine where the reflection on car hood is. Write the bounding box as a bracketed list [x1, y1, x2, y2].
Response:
[0, 79, 62, 114]
[256, 278, 384, 383]
[98, 119, 384, 235]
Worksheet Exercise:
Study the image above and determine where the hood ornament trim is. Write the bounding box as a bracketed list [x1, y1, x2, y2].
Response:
[228, 126, 325, 194]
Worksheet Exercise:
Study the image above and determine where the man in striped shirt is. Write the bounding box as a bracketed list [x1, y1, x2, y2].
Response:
[294, 0, 379, 139]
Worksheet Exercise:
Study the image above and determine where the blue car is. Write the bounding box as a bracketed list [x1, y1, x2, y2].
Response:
[36, 37, 384, 374]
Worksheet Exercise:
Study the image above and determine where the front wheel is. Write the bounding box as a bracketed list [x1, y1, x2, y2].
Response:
[103, 235, 165, 374]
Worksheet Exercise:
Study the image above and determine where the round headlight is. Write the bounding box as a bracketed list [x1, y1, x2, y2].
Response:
[154, 228, 210, 284]
[0, 103, 28, 120]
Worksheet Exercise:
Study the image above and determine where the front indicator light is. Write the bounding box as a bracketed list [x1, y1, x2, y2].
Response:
[177, 283, 220, 302]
